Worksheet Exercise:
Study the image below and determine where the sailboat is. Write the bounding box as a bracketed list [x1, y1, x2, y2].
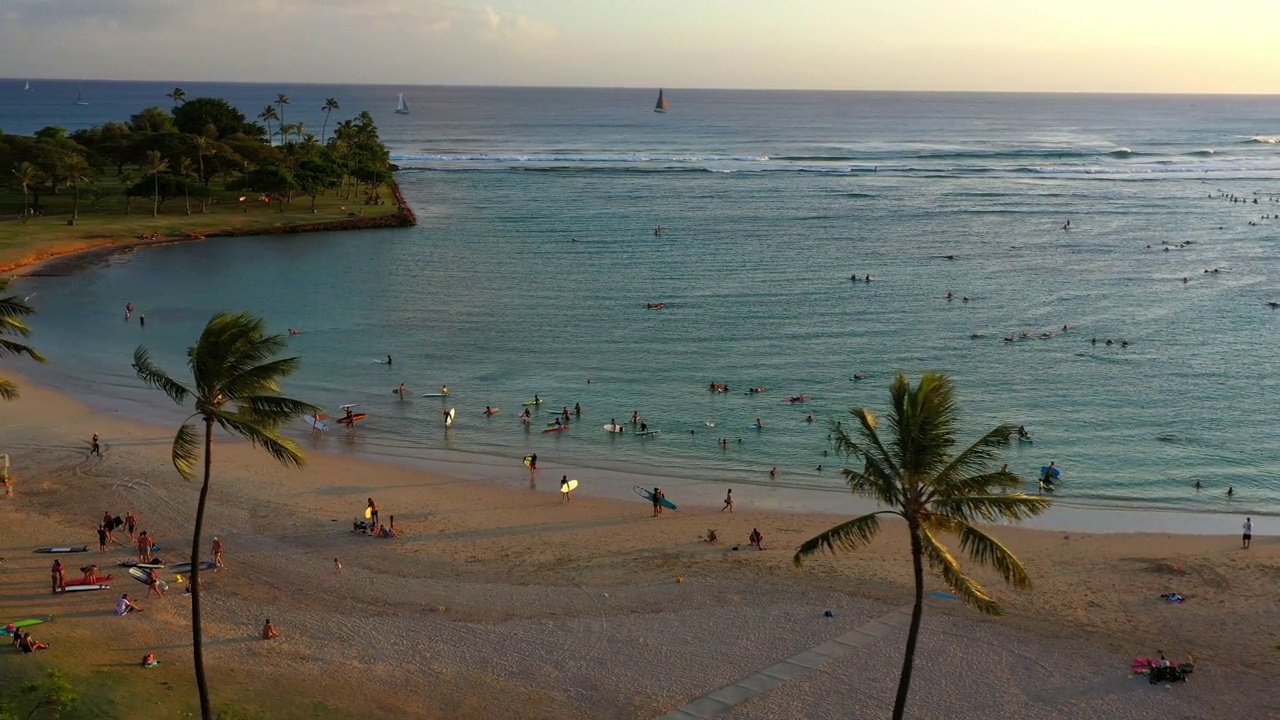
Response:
[73, 86, 89, 106]
[394, 93, 410, 115]
[23, 80, 31, 92]
[654, 88, 669, 113]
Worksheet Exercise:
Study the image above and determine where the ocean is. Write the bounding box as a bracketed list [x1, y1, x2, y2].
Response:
[5, 80, 1280, 518]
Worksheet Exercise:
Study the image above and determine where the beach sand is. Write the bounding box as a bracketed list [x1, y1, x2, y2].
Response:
[1, 377, 1276, 718]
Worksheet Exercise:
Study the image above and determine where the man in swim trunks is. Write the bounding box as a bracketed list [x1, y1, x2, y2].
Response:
[367, 498, 379, 527]
[137, 531, 154, 563]
[212, 536, 224, 568]
[125, 511, 137, 541]
[97, 524, 108, 553]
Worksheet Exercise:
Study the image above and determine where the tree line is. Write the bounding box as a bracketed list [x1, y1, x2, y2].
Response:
[1, 89, 394, 219]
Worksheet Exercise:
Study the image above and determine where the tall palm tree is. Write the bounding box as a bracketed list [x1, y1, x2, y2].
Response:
[63, 156, 95, 220]
[320, 97, 340, 142]
[274, 93, 290, 135]
[167, 87, 187, 105]
[794, 373, 1050, 720]
[192, 137, 213, 212]
[132, 313, 317, 720]
[0, 279, 46, 400]
[12, 161, 42, 222]
[257, 106, 278, 145]
[177, 157, 195, 215]
[277, 123, 296, 146]
[143, 150, 170, 217]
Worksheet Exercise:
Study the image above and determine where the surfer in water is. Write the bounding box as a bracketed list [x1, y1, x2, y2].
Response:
[639, 421, 649, 433]
[1017, 425, 1030, 439]
[519, 408, 531, 422]
[398, 383, 406, 399]
[385, 355, 393, 365]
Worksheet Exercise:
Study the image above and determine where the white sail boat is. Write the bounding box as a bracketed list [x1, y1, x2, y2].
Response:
[654, 88, 669, 113]
[394, 93, 410, 115]
[73, 86, 89, 105]
[23, 80, 31, 92]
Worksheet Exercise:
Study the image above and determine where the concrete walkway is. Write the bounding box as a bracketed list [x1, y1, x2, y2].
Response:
[655, 604, 917, 720]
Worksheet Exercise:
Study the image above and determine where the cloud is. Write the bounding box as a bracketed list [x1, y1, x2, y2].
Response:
[481, 6, 556, 42]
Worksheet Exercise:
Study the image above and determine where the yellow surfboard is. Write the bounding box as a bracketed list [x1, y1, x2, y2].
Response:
[364, 507, 372, 519]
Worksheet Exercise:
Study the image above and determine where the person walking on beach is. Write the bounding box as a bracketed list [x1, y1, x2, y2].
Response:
[125, 511, 136, 542]
[146, 567, 163, 598]
[212, 536, 225, 568]
[90, 433, 102, 457]
[1243, 517, 1253, 549]
[561, 475, 573, 504]
[333, 557, 343, 574]
[97, 524, 108, 553]
[722, 489, 734, 513]
[137, 531, 153, 563]
[367, 498, 379, 527]
[652, 487, 664, 517]
[51, 559, 65, 594]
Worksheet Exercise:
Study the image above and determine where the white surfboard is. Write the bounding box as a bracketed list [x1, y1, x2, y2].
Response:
[306, 415, 329, 432]
[444, 408, 457, 427]
[604, 424, 625, 433]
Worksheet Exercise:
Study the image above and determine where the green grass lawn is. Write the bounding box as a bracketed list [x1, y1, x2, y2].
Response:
[0, 178, 402, 270]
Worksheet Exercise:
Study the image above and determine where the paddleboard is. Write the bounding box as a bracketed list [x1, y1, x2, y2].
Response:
[365, 507, 373, 519]
[604, 424, 625, 433]
[374, 359, 390, 364]
[57, 584, 109, 593]
[543, 425, 568, 433]
[306, 415, 328, 432]
[444, 408, 456, 427]
[483, 408, 501, 416]
[522, 399, 544, 406]
[561, 479, 579, 492]
[35, 547, 88, 554]
[127, 567, 169, 592]
[747, 424, 764, 429]
[1040, 466, 1061, 478]
[339, 403, 359, 409]
[632, 485, 678, 510]
[1, 618, 50, 635]
[421, 393, 446, 397]
[169, 561, 216, 575]
[336, 413, 367, 425]
[636, 430, 660, 437]
[117, 560, 165, 569]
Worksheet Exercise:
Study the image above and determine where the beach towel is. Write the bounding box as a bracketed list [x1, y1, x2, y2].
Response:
[1161, 593, 1184, 603]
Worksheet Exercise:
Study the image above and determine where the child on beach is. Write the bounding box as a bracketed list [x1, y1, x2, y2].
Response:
[722, 489, 733, 513]
[90, 433, 102, 457]
[334, 558, 343, 574]
[262, 619, 279, 640]
[749, 528, 764, 549]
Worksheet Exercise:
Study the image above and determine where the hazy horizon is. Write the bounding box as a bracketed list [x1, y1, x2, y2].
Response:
[3, 0, 1280, 94]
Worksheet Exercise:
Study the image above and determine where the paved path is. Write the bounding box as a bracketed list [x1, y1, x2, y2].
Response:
[655, 604, 918, 720]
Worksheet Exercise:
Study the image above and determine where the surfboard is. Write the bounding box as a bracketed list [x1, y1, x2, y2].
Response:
[522, 399, 544, 406]
[35, 547, 88, 553]
[632, 485, 677, 510]
[636, 430, 660, 437]
[747, 424, 764, 429]
[543, 425, 568, 433]
[306, 415, 329, 432]
[1040, 466, 1061, 478]
[0, 618, 50, 635]
[444, 408, 456, 427]
[169, 561, 216, 575]
[604, 424, 625, 433]
[127, 567, 169, 592]
[117, 560, 164, 569]
[57, 584, 109, 593]
[339, 403, 359, 409]
[523, 455, 534, 467]
[336, 413, 367, 425]
[421, 393, 446, 397]
[365, 507, 373, 519]
[561, 479, 579, 492]
[483, 408, 501, 416]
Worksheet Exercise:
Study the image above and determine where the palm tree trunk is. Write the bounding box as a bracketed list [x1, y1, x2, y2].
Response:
[185, 185, 191, 216]
[198, 154, 208, 212]
[21, 188, 29, 223]
[892, 523, 927, 720]
[153, 175, 160, 218]
[191, 418, 214, 720]
[73, 182, 80, 220]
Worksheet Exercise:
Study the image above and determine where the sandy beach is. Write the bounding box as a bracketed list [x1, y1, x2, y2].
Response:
[0, 376, 1276, 718]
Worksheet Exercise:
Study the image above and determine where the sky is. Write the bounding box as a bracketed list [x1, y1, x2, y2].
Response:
[1, 0, 1279, 93]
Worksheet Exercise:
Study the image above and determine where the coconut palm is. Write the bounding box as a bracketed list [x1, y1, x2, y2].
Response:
[320, 97, 340, 142]
[192, 136, 214, 212]
[12, 161, 42, 222]
[63, 156, 95, 220]
[0, 279, 46, 400]
[257, 106, 278, 145]
[176, 157, 195, 215]
[132, 312, 317, 720]
[794, 372, 1050, 720]
[274, 93, 290, 134]
[143, 150, 169, 217]
[166, 87, 187, 105]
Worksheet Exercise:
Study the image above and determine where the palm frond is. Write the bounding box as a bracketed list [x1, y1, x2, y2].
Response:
[219, 357, 302, 400]
[929, 493, 1052, 523]
[891, 372, 962, 478]
[234, 395, 319, 427]
[794, 511, 894, 566]
[0, 377, 19, 401]
[839, 467, 903, 507]
[0, 337, 46, 363]
[956, 523, 1034, 590]
[211, 410, 306, 470]
[171, 422, 200, 481]
[925, 425, 1017, 498]
[132, 346, 191, 405]
[917, 526, 1000, 615]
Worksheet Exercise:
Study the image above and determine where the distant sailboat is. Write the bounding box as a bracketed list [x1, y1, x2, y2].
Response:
[73, 86, 89, 105]
[23, 80, 31, 92]
[394, 93, 409, 115]
[654, 88, 669, 113]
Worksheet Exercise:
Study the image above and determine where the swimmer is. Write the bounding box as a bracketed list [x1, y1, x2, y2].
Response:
[385, 355, 392, 365]
[1062, 219, 1071, 230]
[805, 414, 814, 423]
[753, 418, 764, 429]
[946, 291, 954, 301]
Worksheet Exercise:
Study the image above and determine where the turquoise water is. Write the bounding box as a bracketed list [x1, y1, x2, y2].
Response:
[8, 84, 1280, 514]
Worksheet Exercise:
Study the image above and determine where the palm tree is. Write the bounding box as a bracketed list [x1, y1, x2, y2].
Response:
[63, 157, 95, 221]
[257, 106, 278, 145]
[794, 373, 1050, 720]
[143, 150, 170, 218]
[167, 87, 187, 105]
[277, 123, 296, 146]
[274, 93, 290, 135]
[320, 97, 340, 142]
[12, 161, 42, 222]
[0, 279, 46, 400]
[132, 313, 317, 720]
[193, 137, 213, 212]
[177, 157, 195, 215]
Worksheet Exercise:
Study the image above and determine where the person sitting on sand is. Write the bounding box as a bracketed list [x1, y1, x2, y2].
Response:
[18, 633, 48, 653]
[262, 618, 279, 640]
[706, 529, 719, 544]
[116, 593, 143, 615]
[749, 528, 764, 549]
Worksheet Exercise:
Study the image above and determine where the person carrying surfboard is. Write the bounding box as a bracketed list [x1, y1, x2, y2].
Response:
[367, 498, 379, 528]
[652, 488, 664, 516]
[561, 475, 573, 504]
